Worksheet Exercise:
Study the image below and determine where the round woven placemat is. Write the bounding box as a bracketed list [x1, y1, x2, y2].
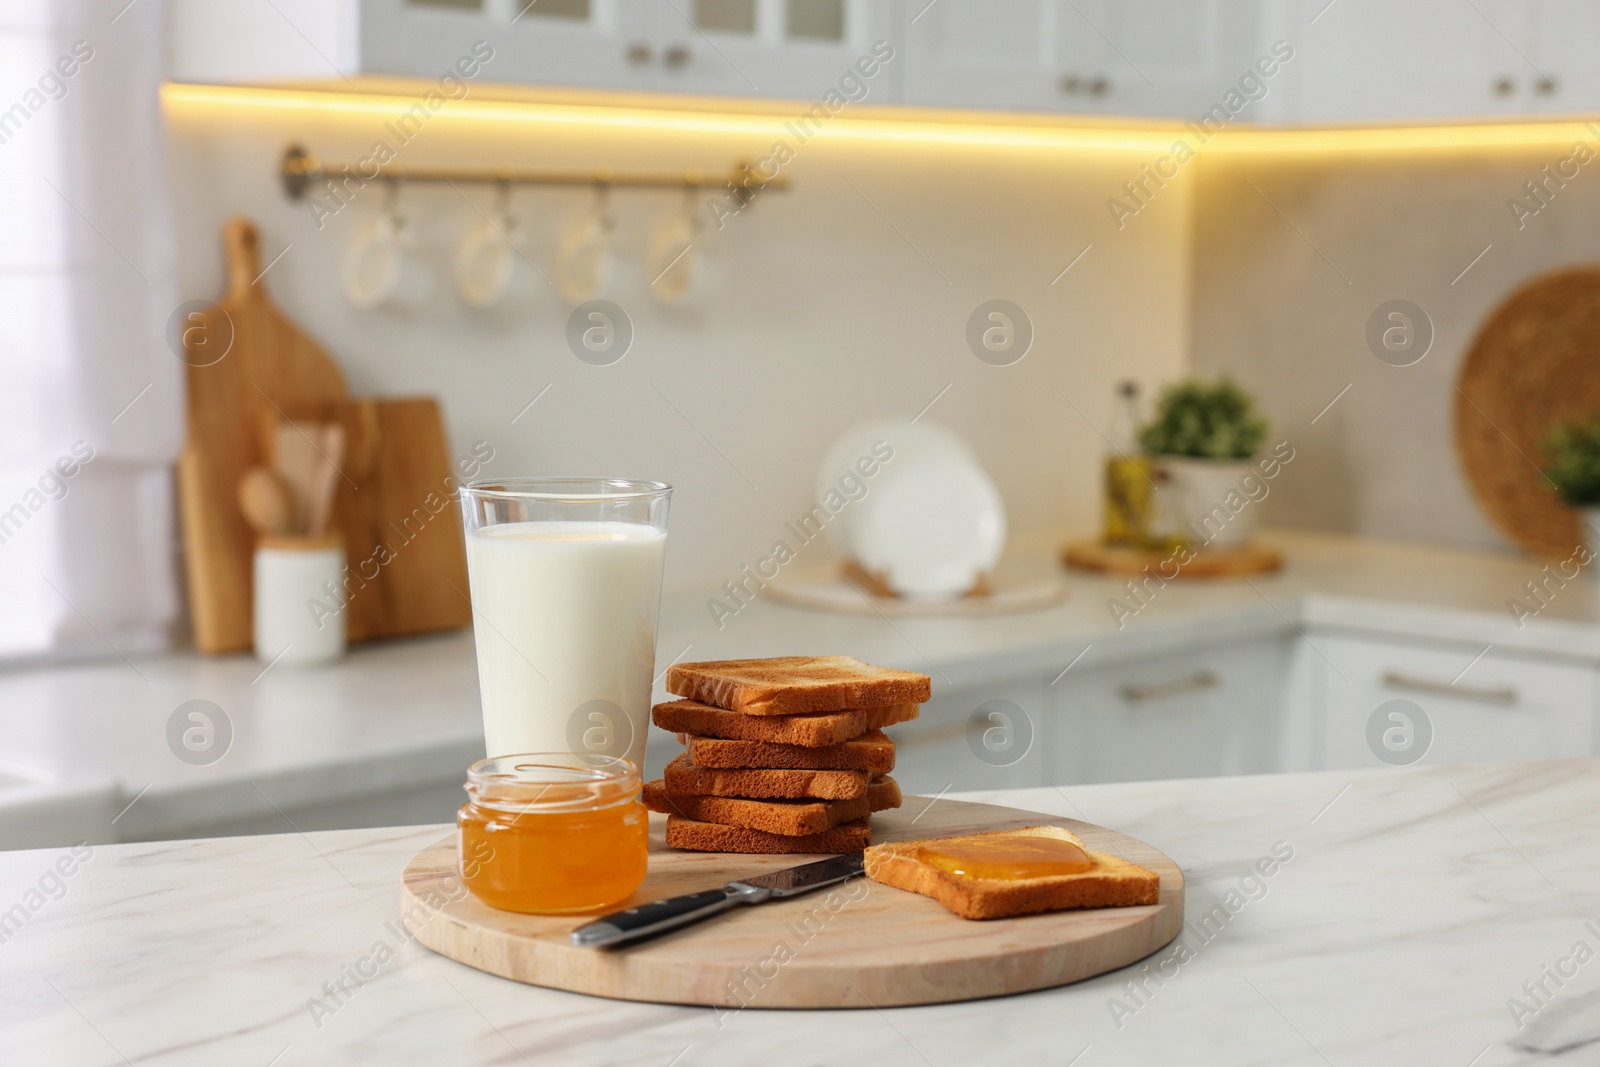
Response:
[1457, 267, 1600, 557]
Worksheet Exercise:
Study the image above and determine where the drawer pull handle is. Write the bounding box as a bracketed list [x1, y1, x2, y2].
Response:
[1121, 672, 1218, 703]
[1380, 671, 1516, 705]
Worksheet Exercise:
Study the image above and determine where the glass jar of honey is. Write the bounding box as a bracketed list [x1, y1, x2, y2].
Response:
[457, 753, 648, 914]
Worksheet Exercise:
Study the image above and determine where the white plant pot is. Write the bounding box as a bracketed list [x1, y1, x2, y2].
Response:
[1155, 456, 1260, 549]
[1584, 507, 1600, 567]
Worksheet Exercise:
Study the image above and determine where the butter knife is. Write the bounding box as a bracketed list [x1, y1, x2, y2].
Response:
[570, 851, 866, 948]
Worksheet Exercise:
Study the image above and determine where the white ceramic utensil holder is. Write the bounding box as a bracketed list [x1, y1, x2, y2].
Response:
[254, 534, 346, 667]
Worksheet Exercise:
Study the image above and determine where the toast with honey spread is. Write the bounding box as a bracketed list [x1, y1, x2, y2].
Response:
[863, 825, 1160, 920]
[666, 656, 932, 716]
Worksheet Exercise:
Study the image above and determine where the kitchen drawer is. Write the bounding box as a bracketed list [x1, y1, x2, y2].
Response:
[1053, 638, 1289, 784]
[1314, 634, 1596, 770]
[890, 678, 1048, 796]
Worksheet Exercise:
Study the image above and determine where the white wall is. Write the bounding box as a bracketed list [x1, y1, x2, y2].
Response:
[163, 92, 1192, 596]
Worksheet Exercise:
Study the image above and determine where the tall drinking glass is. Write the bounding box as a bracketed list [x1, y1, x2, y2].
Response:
[458, 479, 671, 769]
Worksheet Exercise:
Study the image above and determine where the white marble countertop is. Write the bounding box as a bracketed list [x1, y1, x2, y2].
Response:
[3, 758, 1596, 1065]
[2, 528, 1597, 843]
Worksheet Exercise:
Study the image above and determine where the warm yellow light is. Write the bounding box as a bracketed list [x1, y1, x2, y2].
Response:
[161, 81, 1600, 157]
[1208, 120, 1600, 155]
[160, 82, 1180, 153]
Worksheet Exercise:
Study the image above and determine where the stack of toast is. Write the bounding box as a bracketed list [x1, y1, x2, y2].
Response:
[644, 656, 932, 854]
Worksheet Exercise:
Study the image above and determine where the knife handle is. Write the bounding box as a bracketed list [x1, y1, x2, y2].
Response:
[570, 888, 737, 948]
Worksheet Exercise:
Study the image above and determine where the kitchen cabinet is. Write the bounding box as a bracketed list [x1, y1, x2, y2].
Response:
[1051, 637, 1290, 784]
[1291, 0, 1521, 122]
[168, 0, 895, 104]
[1309, 632, 1596, 770]
[1292, 0, 1600, 122]
[167, 0, 1600, 122]
[362, 0, 895, 100]
[897, 0, 1273, 120]
[358, 0, 660, 95]
[651, 0, 897, 102]
[891, 677, 1050, 795]
[1526, 0, 1600, 115]
[888, 636, 1294, 795]
[896, 0, 1067, 113]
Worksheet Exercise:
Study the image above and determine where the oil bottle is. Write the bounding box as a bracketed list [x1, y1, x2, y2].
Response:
[1103, 381, 1153, 547]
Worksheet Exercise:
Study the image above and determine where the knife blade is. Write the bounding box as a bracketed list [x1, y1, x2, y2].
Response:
[569, 852, 866, 948]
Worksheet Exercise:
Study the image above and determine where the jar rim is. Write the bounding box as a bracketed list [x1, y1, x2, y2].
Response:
[464, 752, 641, 813]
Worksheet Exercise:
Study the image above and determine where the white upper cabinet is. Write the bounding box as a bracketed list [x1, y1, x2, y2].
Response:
[897, 0, 1060, 111]
[1080, 0, 1277, 120]
[169, 0, 895, 104]
[1291, 0, 1527, 122]
[897, 0, 1276, 119]
[650, 0, 897, 102]
[1290, 0, 1600, 122]
[1526, 0, 1600, 115]
[358, 0, 659, 93]
[167, 0, 1600, 122]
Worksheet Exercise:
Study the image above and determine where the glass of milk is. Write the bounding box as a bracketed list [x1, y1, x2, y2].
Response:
[458, 479, 671, 769]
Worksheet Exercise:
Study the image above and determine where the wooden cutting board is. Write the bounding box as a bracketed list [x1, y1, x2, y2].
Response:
[263, 397, 472, 644]
[1063, 538, 1283, 578]
[401, 798, 1184, 1009]
[178, 218, 349, 653]
[1455, 267, 1600, 557]
[178, 217, 470, 652]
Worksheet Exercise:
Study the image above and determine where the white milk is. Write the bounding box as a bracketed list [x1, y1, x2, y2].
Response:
[465, 521, 667, 766]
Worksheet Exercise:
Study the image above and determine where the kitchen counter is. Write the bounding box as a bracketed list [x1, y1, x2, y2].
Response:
[2, 528, 1598, 846]
[3, 758, 1594, 1065]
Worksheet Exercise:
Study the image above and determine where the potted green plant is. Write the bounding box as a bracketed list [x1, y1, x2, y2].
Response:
[1140, 378, 1269, 549]
[1543, 412, 1600, 558]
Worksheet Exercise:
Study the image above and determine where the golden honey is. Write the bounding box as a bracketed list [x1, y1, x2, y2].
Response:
[917, 836, 1093, 882]
[457, 754, 648, 914]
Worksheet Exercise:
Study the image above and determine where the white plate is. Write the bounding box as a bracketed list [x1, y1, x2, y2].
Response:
[816, 420, 1006, 601]
[816, 419, 973, 557]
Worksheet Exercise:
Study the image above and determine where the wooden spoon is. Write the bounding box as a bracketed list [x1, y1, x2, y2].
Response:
[273, 421, 319, 533]
[237, 467, 297, 536]
[306, 422, 345, 536]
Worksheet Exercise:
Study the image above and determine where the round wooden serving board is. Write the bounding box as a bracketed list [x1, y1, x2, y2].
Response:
[401, 797, 1184, 1009]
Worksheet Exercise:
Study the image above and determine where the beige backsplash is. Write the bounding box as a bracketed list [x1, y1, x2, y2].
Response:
[1190, 146, 1600, 553]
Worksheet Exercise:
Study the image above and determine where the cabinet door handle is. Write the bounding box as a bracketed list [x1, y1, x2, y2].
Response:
[1121, 671, 1217, 703]
[626, 42, 653, 65]
[663, 44, 691, 68]
[1380, 671, 1516, 706]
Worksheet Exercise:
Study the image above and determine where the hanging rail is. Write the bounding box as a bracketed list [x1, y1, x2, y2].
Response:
[278, 143, 790, 201]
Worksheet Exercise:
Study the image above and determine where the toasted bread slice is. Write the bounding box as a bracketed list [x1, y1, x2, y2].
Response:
[663, 753, 868, 800]
[654, 699, 919, 747]
[665, 814, 871, 854]
[643, 776, 901, 836]
[666, 657, 931, 716]
[685, 729, 896, 772]
[867, 774, 901, 811]
[864, 825, 1160, 921]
